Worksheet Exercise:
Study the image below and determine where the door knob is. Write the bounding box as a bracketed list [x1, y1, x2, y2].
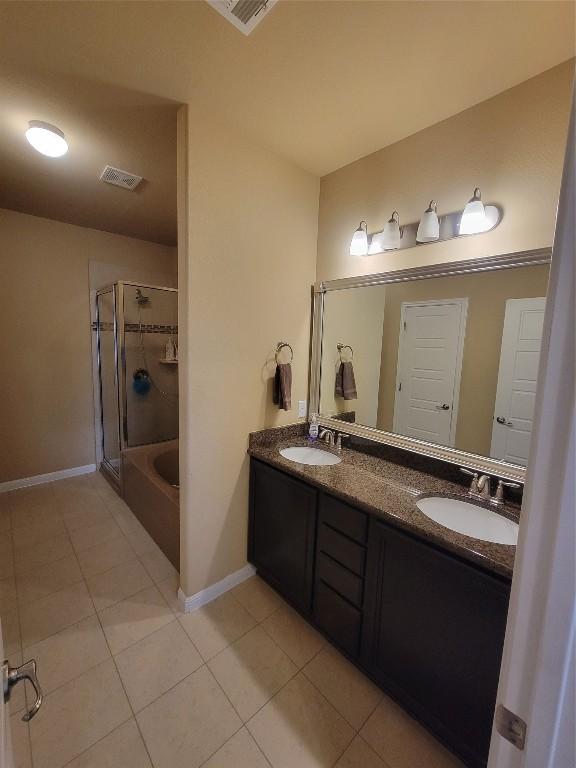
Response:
[435, 403, 450, 410]
[496, 416, 513, 427]
[2, 658, 43, 721]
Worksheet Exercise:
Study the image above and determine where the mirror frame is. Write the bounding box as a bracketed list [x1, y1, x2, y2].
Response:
[309, 248, 552, 483]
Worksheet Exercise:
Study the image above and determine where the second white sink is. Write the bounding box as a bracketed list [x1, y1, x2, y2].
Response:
[279, 446, 341, 466]
[416, 496, 519, 545]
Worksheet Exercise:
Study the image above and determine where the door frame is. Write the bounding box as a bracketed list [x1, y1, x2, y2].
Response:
[488, 96, 574, 767]
[392, 298, 468, 447]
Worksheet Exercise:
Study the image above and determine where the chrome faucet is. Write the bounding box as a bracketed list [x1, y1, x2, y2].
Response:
[477, 474, 492, 500]
[319, 428, 335, 447]
[460, 468, 521, 506]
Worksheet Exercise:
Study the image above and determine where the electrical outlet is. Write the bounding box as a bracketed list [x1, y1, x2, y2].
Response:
[298, 400, 307, 418]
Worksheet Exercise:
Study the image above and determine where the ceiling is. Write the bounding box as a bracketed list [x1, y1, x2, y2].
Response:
[0, 70, 178, 245]
[0, 1, 573, 243]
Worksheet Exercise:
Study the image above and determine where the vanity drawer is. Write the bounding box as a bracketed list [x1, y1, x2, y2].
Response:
[317, 552, 364, 607]
[318, 523, 365, 577]
[314, 580, 362, 658]
[320, 495, 368, 544]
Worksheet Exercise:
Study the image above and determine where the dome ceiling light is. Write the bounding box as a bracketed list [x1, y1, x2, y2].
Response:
[25, 120, 68, 158]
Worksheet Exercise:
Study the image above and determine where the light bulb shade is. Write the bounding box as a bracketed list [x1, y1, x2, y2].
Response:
[368, 231, 384, 254]
[25, 121, 68, 158]
[459, 187, 490, 235]
[416, 201, 439, 243]
[382, 211, 401, 250]
[350, 221, 368, 256]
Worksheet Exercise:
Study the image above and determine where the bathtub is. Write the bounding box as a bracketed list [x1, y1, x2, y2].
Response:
[122, 439, 179, 570]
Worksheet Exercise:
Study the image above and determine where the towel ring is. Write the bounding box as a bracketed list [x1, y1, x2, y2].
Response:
[275, 341, 294, 364]
[337, 343, 353, 362]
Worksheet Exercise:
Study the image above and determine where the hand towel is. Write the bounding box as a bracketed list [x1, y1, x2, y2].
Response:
[335, 361, 357, 400]
[273, 363, 292, 410]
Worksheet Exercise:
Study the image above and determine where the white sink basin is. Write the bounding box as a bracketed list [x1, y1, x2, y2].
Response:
[416, 496, 519, 545]
[279, 446, 341, 466]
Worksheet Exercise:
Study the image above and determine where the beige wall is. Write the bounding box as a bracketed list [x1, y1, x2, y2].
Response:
[377, 265, 550, 456]
[320, 285, 386, 425]
[317, 62, 573, 282]
[179, 109, 319, 597]
[0, 208, 176, 482]
[177, 63, 572, 597]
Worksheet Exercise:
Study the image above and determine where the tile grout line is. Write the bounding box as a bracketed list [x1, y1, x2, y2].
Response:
[7, 475, 158, 768]
[240, 596, 361, 765]
[12, 472, 180, 768]
[54, 542, 141, 768]
[91, 597, 158, 768]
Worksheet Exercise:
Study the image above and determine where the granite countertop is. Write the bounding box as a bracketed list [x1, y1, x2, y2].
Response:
[248, 424, 516, 579]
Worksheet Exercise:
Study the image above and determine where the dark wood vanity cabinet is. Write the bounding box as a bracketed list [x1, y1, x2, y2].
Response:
[361, 519, 510, 768]
[248, 460, 317, 613]
[248, 459, 510, 767]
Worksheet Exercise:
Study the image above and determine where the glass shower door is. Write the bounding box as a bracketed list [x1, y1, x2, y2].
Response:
[96, 288, 121, 475]
[121, 283, 178, 448]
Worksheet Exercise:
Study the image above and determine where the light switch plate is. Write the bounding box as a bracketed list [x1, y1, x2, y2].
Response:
[298, 400, 307, 418]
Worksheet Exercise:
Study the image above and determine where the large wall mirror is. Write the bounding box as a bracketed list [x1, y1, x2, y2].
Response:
[310, 250, 552, 482]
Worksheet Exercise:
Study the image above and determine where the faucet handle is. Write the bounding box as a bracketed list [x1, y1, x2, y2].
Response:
[494, 479, 521, 505]
[335, 433, 349, 451]
[459, 467, 479, 494]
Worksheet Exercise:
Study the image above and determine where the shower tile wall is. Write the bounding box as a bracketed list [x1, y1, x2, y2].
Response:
[123, 285, 178, 448]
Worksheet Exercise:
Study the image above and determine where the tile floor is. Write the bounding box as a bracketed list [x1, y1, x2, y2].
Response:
[1, 471, 464, 768]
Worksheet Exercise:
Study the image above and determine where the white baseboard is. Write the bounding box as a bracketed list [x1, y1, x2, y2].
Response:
[0, 463, 97, 494]
[178, 563, 256, 613]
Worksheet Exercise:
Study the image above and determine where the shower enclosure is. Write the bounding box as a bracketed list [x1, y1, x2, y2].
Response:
[95, 281, 178, 484]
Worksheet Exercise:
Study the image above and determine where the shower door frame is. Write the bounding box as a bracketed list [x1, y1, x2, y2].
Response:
[95, 281, 178, 483]
[95, 284, 122, 483]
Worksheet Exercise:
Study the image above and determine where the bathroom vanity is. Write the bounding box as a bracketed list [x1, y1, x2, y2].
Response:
[248, 426, 516, 768]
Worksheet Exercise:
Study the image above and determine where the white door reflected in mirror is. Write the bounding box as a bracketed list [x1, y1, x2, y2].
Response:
[490, 298, 545, 466]
[393, 299, 467, 447]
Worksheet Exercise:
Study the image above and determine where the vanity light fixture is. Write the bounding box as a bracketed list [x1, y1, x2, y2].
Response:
[25, 120, 68, 158]
[459, 187, 490, 235]
[349, 220, 369, 256]
[350, 188, 501, 257]
[416, 200, 440, 243]
[382, 211, 401, 250]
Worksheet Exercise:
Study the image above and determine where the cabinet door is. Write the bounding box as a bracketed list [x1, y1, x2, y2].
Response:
[362, 520, 510, 768]
[249, 460, 317, 614]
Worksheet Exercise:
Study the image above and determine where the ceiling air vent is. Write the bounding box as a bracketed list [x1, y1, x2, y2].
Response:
[100, 165, 143, 191]
[206, 0, 278, 35]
